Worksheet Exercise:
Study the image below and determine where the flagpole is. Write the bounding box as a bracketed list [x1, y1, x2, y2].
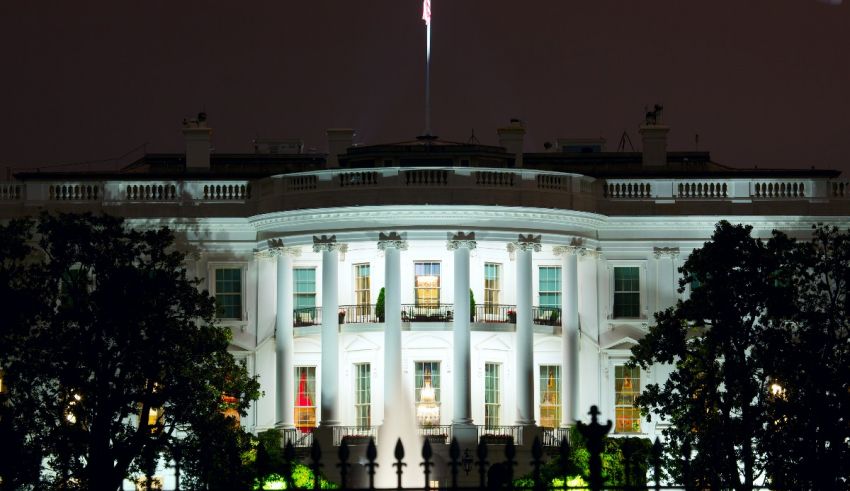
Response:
[424, 8, 432, 136]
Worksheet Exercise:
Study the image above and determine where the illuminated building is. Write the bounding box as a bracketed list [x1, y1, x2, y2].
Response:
[2, 110, 849, 486]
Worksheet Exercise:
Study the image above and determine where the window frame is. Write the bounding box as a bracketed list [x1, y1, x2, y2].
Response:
[354, 363, 371, 429]
[484, 362, 501, 428]
[354, 263, 371, 307]
[293, 267, 317, 310]
[538, 265, 562, 308]
[208, 262, 248, 323]
[613, 364, 642, 434]
[294, 366, 317, 430]
[484, 262, 502, 312]
[538, 364, 562, 428]
[414, 261, 441, 307]
[608, 261, 647, 320]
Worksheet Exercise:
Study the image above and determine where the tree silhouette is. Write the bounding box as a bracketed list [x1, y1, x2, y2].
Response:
[0, 213, 259, 490]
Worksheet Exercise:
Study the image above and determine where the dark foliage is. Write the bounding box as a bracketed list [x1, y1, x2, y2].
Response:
[0, 213, 260, 490]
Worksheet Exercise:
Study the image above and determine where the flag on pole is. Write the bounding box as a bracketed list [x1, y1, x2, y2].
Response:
[422, 0, 431, 25]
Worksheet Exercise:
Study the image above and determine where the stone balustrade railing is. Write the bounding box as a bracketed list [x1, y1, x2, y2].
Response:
[605, 177, 828, 201]
[1, 169, 845, 212]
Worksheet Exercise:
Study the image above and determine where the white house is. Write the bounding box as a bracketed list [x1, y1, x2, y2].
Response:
[3, 110, 848, 488]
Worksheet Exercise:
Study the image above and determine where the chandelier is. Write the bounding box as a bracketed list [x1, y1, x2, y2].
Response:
[416, 368, 440, 426]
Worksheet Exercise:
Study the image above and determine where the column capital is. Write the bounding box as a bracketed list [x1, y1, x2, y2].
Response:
[554, 238, 601, 259]
[510, 234, 542, 253]
[446, 231, 477, 251]
[377, 232, 408, 251]
[263, 238, 302, 258]
[653, 246, 680, 259]
[312, 234, 347, 254]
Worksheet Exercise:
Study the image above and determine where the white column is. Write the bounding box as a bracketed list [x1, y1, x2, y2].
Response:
[559, 248, 580, 427]
[274, 247, 298, 428]
[654, 247, 680, 310]
[513, 235, 540, 426]
[378, 233, 406, 422]
[448, 232, 476, 425]
[314, 235, 344, 427]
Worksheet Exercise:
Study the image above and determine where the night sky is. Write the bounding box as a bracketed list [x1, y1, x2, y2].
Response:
[1, 1, 848, 174]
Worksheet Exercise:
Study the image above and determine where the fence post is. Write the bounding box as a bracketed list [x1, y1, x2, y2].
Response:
[421, 438, 434, 490]
[476, 440, 489, 489]
[576, 405, 612, 491]
[531, 436, 544, 491]
[337, 440, 351, 490]
[310, 440, 323, 491]
[448, 438, 461, 490]
[651, 437, 663, 491]
[365, 438, 378, 490]
[393, 438, 406, 490]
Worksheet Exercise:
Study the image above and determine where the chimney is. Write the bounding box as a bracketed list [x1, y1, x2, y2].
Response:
[639, 105, 669, 167]
[326, 128, 355, 168]
[182, 112, 212, 170]
[497, 119, 526, 168]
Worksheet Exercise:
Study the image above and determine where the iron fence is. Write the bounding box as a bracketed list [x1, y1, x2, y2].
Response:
[294, 307, 322, 327]
[473, 304, 516, 323]
[339, 304, 379, 324]
[532, 306, 561, 326]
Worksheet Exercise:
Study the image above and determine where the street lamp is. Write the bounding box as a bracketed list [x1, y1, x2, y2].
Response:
[462, 449, 473, 475]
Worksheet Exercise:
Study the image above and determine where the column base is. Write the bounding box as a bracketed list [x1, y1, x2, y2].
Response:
[451, 422, 479, 449]
[313, 425, 336, 452]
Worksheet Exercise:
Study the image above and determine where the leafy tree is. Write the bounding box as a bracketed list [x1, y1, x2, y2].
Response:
[757, 225, 850, 489]
[630, 221, 785, 489]
[0, 213, 260, 491]
[375, 287, 385, 322]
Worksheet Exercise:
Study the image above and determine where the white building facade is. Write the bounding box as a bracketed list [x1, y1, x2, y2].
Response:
[4, 116, 849, 486]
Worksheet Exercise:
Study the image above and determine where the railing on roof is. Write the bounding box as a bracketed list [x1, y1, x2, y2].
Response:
[604, 177, 820, 201]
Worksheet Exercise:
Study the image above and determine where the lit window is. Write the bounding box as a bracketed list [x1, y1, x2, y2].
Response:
[415, 362, 440, 425]
[414, 262, 441, 306]
[354, 363, 371, 428]
[484, 363, 501, 427]
[294, 268, 317, 325]
[214, 268, 242, 320]
[354, 263, 371, 319]
[294, 367, 316, 431]
[484, 263, 501, 314]
[539, 266, 562, 308]
[613, 267, 640, 318]
[539, 365, 561, 428]
[615, 366, 641, 433]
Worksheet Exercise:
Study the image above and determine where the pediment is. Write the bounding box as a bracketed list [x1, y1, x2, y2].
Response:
[600, 324, 646, 350]
[475, 334, 512, 352]
[294, 337, 322, 353]
[404, 333, 451, 350]
[533, 336, 562, 352]
[344, 334, 380, 352]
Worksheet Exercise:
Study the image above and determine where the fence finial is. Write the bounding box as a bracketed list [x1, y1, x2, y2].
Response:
[393, 438, 406, 490]
[576, 405, 612, 491]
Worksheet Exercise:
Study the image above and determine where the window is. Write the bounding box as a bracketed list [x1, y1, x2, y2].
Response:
[415, 361, 440, 425]
[214, 268, 242, 320]
[539, 266, 562, 308]
[294, 268, 317, 325]
[539, 365, 561, 428]
[355, 363, 371, 428]
[354, 263, 371, 306]
[615, 366, 641, 433]
[613, 267, 641, 318]
[414, 262, 441, 306]
[484, 263, 501, 313]
[294, 367, 317, 431]
[484, 363, 501, 427]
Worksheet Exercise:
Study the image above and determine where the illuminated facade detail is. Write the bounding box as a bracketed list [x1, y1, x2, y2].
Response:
[415, 362, 440, 426]
[3, 116, 849, 490]
[614, 366, 641, 433]
[539, 365, 561, 428]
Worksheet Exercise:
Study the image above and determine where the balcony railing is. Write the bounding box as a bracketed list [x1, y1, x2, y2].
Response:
[293, 307, 321, 327]
[417, 425, 453, 444]
[338, 304, 379, 324]
[532, 306, 561, 326]
[333, 426, 379, 446]
[281, 427, 315, 448]
[541, 427, 572, 447]
[478, 425, 523, 445]
[474, 304, 516, 323]
[401, 304, 454, 322]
